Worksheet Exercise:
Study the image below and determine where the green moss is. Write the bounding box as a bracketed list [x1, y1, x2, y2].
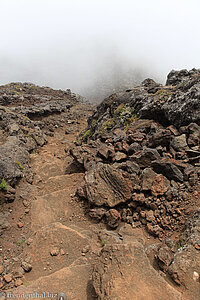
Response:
[0, 179, 8, 191]
[15, 161, 24, 172]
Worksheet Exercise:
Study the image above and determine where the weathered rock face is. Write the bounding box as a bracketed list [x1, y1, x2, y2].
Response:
[168, 210, 200, 290]
[0, 83, 80, 200]
[92, 242, 182, 300]
[84, 163, 133, 207]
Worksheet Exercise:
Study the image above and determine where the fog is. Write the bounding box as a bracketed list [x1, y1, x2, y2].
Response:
[0, 0, 199, 101]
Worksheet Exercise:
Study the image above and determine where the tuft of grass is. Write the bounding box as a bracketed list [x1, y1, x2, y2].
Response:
[101, 240, 107, 247]
[76, 129, 93, 144]
[91, 119, 97, 128]
[0, 179, 8, 191]
[114, 104, 138, 127]
[15, 161, 24, 172]
[17, 239, 26, 247]
[114, 103, 126, 118]
[153, 89, 172, 104]
[99, 118, 115, 135]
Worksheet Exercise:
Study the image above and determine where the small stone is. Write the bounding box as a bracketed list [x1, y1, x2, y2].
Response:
[14, 279, 23, 287]
[4, 273, 12, 283]
[50, 248, 59, 256]
[60, 249, 65, 255]
[0, 265, 4, 274]
[194, 244, 200, 250]
[21, 261, 32, 272]
[13, 267, 24, 278]
[82, 245, 90, 254]
[105, 209, 121, 228]
[23, 200, 29, 207]
[193, 271, 199, 282]
[26, 238, 33, 245]
[17, 222, 24, 228]
[146, 210, 155, 222]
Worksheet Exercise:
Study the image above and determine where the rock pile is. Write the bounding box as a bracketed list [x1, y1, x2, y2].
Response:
[70, 68, 200, 295]
[71, 69, 200, 237]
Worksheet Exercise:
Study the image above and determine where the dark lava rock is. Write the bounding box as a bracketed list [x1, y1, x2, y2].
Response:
[151, 158, 184, 182]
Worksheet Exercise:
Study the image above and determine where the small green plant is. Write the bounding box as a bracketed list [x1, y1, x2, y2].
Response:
[153, 89, 172, 104]
[178, 242, 182, 249]
[114, 104, 138, 127]
[101, 240, 107, 247]
[76, 129, 93, 144]
[91, 119, 97, 128]
[17, 239, 26, 247]
[99, 118, 115, 135]
[114, 103, 126, 118]
[0, 179, 8, 191]
[15, 161, 24, 172]
[180, 82, 185, 87]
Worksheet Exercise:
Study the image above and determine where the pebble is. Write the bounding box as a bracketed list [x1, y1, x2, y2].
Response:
[60, 249, 65, 256]
[4, 273, 12, 283]
[17, 222, 24, 228]
[0, 265, 4, 274]
[14, 279, 23, 287]
[21, 261, 32, 272]
[50, 248, 59, 256]
[26, 238, 33, 245]
[193, 271, 199, 282]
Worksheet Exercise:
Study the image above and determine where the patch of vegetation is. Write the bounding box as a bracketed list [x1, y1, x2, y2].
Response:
[178, 242, 182, 249]
[99, 118, 115, 134]
[101, 240, 107, 247]
[31, 149, 36, 154]
[0, 179, 8, 191]
[17, 238, 26, 247]
[153, 89, 172, 104]
[114, 103, 138, 127]
[15, 161, 24, 172]
[76, 129, 93, 144]
[114, 103, 126, 117]
[91, 119, 97, 129]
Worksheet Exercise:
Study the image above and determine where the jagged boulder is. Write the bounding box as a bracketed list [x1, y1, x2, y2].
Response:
[83, 163, 133, 207]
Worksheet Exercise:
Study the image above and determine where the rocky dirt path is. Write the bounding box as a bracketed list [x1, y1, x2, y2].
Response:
[2, 104, 102, 299]
[1, 102, 198, 300]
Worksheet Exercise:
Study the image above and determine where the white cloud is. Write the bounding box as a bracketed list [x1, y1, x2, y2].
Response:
[0, 0, 199, 98]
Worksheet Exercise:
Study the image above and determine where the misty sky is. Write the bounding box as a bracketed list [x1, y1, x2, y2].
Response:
[0, 0, 199, 98]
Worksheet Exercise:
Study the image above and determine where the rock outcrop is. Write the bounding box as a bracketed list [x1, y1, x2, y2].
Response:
[70, 69, 200, 292]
